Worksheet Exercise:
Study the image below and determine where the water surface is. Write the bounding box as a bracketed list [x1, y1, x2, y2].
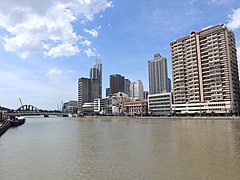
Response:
[1, 117, 240, 179]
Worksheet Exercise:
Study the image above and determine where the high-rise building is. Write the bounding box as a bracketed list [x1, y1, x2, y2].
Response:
[78, 78, 92, 113]
[143, 91, 149, 100]
[148, 53, 168, 94]
[110, 74, 125, 94]
[90, 58, 102, 98]
[78, 78, 100, 113]
[171, 24, 239, 115]
[167, 78, 172, 92]
[124, 79, 131, 96]
[130, 80, 144, 100]
[106, 88, 110, 97]
[78, 58, 102, 114]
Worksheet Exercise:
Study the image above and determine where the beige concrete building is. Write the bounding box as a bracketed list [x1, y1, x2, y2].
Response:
[171, 24, 239, 115]
[123, 100, 148, 116]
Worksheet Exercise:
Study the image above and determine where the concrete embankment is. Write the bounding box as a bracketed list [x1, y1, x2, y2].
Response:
[0, 121, 11, 136]
[0, 118, 25, 137]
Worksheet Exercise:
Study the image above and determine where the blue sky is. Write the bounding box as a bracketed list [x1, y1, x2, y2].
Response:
[0, 0, 240, 110]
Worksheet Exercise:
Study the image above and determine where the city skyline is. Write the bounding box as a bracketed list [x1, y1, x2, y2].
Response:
[0, 0, 240, 109]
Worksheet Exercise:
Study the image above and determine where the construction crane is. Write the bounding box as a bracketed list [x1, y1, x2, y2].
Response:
[19, 98, 23, 106]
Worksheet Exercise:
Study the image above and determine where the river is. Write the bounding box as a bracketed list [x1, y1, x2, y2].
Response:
[0, 116, 240, 179]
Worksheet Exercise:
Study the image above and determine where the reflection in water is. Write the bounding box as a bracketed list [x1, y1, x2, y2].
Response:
[0, 117, 240, 179]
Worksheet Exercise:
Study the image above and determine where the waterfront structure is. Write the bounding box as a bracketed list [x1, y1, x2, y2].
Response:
[123, 100, 148, 116]
[130, 80, 144, 100]
[110, 74, 125, 94]
[90, 58, 102, 98]
[111, 92, 130, 115]
[124, 79, 131, 96]
[82, 102, 94, 115]
[148, 92, 172, 116]
[148, 53, 168, 94]
[78, 78, 100, 114]
[171, 24, 239, 115]
[94, 98, 110, 115]
[62, 101, 78, 115]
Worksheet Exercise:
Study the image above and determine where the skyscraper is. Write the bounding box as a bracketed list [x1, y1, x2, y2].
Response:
[78, 58, 102, 113]
[124, 79, 131, 96]
[148, 53, 168, 94]
[78, 78, 92, 113]
[110, 74, 125, 94]
[130, 80, 144, 100]
[171, 24, 239, 115]
[167, 78, 172, 92]
[90, 58, 102, 98]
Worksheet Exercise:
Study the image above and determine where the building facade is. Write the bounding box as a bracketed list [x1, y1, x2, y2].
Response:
[106, 88, 110, 97]
[123, 100, 148, 116]
[130, 80, 144, 100]
[78, 58, 102, 114]
[148, 93, 172, 116]
[148, 53, 168, 94]
[78, 78, 100, 114]
[124, 79, 131, 96]
[90, 58, 102, 98]
[62, 101, 78, 115]
[171, 24, 239, 115]
[110, 74, 125, 94]
[167, 78, 172, 92]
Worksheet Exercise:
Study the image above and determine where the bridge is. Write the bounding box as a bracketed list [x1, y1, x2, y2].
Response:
[7, 105, 68, 117]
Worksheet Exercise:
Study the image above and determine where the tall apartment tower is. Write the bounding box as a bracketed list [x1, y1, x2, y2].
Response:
[171, 24, 239, 115]
[90, 58, 102, 98]
[148, 53, 168, 94]
[110, 74, 125, 94]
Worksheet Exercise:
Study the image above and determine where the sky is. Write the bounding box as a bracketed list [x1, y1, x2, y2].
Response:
[0, 0, 240, 110]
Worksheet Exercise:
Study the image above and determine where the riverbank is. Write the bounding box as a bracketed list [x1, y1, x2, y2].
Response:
[0, 121, 11, 136]
[0, 117, 25, 137]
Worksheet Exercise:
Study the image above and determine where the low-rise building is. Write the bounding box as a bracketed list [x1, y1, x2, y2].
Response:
[123, 100, 148, 116]
[62, 101, 78, 115]
[111, 92, 130, 115]
[94, 98, 111, 115]
[148, 92, 172, 116]
[82, 102, 94, 115]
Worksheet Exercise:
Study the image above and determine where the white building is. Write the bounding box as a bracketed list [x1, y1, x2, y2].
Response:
[148, 92, 172, 116]
[130, 80, 144, 100]
[148, 53, 168, 94]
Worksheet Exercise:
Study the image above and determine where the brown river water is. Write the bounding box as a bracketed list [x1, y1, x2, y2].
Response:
[0, 116, 240, 179]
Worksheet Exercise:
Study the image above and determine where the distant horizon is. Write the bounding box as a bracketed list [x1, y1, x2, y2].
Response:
[0, 0, 239, 110]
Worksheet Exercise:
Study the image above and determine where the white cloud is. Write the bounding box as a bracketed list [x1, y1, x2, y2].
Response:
[0, 0, 112, 58]
[84, 26, 101, 37]
[84, 48, 96, 57]
[81, 39, 92, 46]
[46, 68, 62, 76]
[227, 8, 240, 31]
[45, 42, 80, 57]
